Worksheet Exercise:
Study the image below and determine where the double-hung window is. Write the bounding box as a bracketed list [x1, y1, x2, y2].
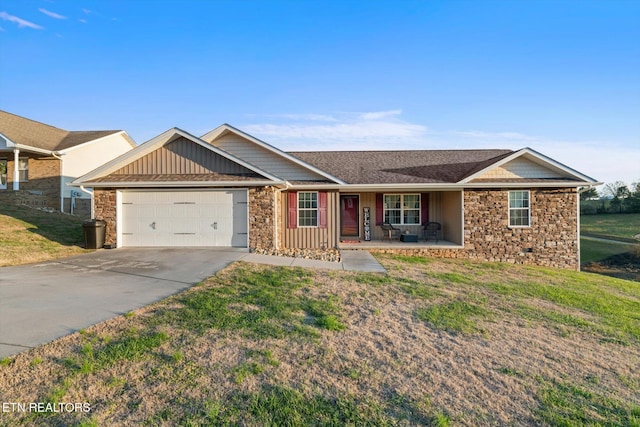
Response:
[298, 192, 318, 227]
[508, 190, 530, 227]
[384, 194, 420, 225]
[18, 158, 28, 182]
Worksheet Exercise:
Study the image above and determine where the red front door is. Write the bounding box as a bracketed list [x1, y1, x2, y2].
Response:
[340, 195, 359, 236]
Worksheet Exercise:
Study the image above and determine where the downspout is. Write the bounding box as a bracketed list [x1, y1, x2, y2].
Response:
[576, 185, 596, 272]
[79, 185, 94, 219]
[51, 152, 64, 213]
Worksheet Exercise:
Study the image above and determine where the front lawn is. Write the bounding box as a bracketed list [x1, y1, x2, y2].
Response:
[1, 257, 638, 426]
[0, 204, 88, 266]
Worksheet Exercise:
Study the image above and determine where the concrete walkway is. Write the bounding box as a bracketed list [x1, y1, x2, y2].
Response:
[0, 248, 385, 358]
[241, 250, 387, 273]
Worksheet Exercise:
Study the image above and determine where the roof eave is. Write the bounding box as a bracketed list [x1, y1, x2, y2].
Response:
[69, 180, 287, 188]
[287, 181, 596, 191]
[59, 130, 135, 153]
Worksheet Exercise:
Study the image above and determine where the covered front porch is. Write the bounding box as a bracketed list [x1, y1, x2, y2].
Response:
[337, 190, 464, 249]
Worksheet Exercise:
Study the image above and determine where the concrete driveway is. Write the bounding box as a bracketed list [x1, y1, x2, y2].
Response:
[0, 248, 247, 358]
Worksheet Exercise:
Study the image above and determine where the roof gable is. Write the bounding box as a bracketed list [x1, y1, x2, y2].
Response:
[73, 128, 281, 185]
[201, 124, 345, 183]
[111, 136, 259, 176]
[461, 147, 598, 184]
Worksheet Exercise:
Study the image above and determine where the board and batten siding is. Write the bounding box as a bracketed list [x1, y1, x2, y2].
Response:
[212, 133, 325, 181]
[112, 137, 254, 175]
[279, 190, 339, 249]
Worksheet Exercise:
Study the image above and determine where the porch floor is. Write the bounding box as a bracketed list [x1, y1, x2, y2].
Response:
[338, 238, 462, 250]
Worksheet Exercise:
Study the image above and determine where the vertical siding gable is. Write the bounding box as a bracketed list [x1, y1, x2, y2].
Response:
[111, 137, 258, 175]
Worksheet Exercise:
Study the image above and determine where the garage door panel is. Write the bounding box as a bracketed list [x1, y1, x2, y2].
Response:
[120, 190, 248, 247]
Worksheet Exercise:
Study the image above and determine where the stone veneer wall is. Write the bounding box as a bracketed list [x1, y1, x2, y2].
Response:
[248, 186, 276, 250]
[93, 189, 117, 246]
[371, 188, 579, 270]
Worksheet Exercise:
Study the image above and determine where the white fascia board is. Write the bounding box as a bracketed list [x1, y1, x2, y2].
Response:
[460, 147, 599, 184]
[59, 131, 135, 154]
[72, 127, 281, 185]
[288, 181, 597, 191]
[15, 144, 56, 155]
[201, 124, 347, 185]
[69, 180, 286, 188]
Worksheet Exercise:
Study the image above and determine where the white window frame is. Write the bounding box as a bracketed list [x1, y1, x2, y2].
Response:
[297, 191, 319, 228]
[508, 190, 531, 228]
[18, 157, 28, 182]
[384, 193, 421, 225]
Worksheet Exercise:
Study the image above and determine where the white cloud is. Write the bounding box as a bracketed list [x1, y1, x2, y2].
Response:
[244, 110, 428, 151]
[82, 9, 91, 15]
[0, 26, 5, 32]
[39, 8, 67, 20]
[78, 18, 87, 23]
[0, 11, 44, 29]
[358, 110, 403, 120]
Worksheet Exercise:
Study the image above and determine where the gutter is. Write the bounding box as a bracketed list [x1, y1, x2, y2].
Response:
[79, 185, 94, 218]
[50, 152, 65, 213]
[287, 182, 603, 191]
[69, 180, 288, 188]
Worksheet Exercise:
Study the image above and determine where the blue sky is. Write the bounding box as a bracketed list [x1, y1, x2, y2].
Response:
[1, 0, 638, 186]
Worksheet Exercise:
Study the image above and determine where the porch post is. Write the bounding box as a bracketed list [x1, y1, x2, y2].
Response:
[12, 148, 19, 191]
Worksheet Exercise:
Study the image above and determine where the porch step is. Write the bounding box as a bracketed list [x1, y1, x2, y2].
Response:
[339, 250, 387, 274]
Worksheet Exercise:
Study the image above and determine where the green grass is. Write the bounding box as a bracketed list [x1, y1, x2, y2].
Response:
[581, 213, 640, 241]
[580, 238, 635, 263]
[153, 265, 346, 338]
[0, 204, 87, 266]
[416, 299, 490, 335]
[535, 377, 640, 426]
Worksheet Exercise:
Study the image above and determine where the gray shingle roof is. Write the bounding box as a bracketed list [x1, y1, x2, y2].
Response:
[87, 173, 265, 183]
[288, 150, 515, 184]
[0, 110, 123, 152]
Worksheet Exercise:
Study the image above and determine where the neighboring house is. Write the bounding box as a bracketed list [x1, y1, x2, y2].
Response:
[0, 110, 136, 216]
[72, 124, 600, 270]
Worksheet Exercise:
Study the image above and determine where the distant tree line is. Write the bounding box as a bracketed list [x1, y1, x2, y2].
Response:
[580, 180, 640, 215]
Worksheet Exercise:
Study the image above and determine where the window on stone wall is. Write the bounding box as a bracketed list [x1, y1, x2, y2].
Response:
[18, 158, 28, 182]
[508, 190, 530, 227]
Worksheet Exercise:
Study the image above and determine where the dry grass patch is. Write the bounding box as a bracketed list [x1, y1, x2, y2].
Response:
[0, 258, 639, 426]
[0, 204, 88, 266]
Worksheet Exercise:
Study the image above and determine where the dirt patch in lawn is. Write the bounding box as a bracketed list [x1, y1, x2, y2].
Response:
[582, 249, 640, 282]
[1, 259, 639, 426]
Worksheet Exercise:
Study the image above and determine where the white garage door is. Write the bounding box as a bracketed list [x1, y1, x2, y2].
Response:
[120, 190, 248, 247]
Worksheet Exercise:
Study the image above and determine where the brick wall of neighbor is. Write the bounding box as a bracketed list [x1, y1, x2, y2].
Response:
[4, 156, 61, 209]
[371, 188, 579, 270]
[93, 189, 117, 246]
[248, 186, 276, 250]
